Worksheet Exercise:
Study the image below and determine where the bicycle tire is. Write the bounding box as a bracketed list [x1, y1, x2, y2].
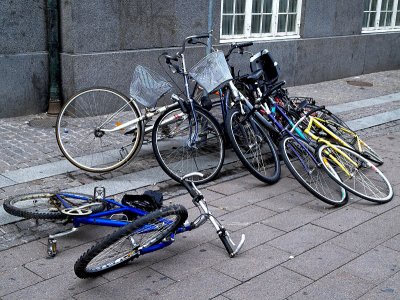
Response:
[56, 87, 144, 173]
[318, 144, 393, 203]
[152, 105, 225, 184]
[3, 192, 106, 220]
[279, 136, 348, 206]
[225, 107, 281, 184]
[74, 204, 188, 278]
[305, 106, 383, 165]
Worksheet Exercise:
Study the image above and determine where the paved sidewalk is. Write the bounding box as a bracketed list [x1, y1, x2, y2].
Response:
[0, 70, 399, 299]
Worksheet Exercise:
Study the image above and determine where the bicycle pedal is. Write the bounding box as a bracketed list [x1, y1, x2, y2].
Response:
[47, 238, 57, 258]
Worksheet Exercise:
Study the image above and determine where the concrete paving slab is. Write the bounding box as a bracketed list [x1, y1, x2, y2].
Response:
[329, 92, 400, 114]
[214, 243, 290, 282]
[0, 266, 43, 297]
[262, 205, 326, 232]
[2, 271, 108, 300]
[358, 271, 400, 300]
[347, 108, 400, 131]
[0, 241, 46, 272]
[150, 243, 229, 281]
[255, 190, 314, 213]
[0, 175, 16, 189]
[289, 270, 374, 300]
[268, 224, 338, 255]
[311, 206, 377, 233]
[223, 266, 313, 300]
[338, 245, 400, 284]
[382, 234, 400, 252]
[283, 242, 358, 280]
[331, 206, 400, 254]
[146, 268, 240, 300]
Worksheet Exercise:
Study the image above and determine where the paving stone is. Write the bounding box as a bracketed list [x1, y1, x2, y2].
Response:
[217, 205, 277, 232]
[24, 242, 97, 280]
[330, 206, 400, 254]
[338, 245, 400, 284]
[0, 241, 46, 272]
[2, 271, 108, 300]
[211, 222, 285, 253]
[74, 268, 174, 300]
[283, 242, 358, 280]
[382, 234, 400, 252]
[358, 271, 400, 300]
[207, 174, 262, 195]
[288, 270, 375, 300]
[262, 205, 326, 232]
[255, 190, 314, 213]
[214, 243, 290, 281]
[150, 243, 230, 281]
[223, 266, 313, 300]
[146, 268, 240, 300]
[311, 206, 376, 233]
[268, 224, 338, 256]
[0, 266, 43, 297]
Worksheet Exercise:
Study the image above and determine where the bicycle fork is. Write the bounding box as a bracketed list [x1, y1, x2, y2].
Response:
[194, 199, 245, 257]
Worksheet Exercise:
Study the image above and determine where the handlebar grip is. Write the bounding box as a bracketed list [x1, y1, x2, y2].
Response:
[237, 42, 253, 48]
[191, 33, 210, 39]
[219, 231, 234, 256]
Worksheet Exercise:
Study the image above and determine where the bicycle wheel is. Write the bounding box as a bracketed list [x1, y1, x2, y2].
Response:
[56, 88, 144, 173]
[280, 136, 348, 206]
[3, 193, 106, 220]
[152, 105, 225, 184]
[74, 204, 188, 278]
[225, 108, 281, 184]
[305, 107, 383, 165]
[318, 144, 393, 203]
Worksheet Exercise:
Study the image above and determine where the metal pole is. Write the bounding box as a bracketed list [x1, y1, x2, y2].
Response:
[46, 0, 61, 115]
[207, 0, 214, 54]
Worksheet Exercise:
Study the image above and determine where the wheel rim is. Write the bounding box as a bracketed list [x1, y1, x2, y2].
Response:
[85, 213, 180, 273]
[284, 137, 347, 204]
[56, 89, 142, 172]
[230, 111, 278, 180]
[319, 145, 392, 202]
[154, 108, 224, 183]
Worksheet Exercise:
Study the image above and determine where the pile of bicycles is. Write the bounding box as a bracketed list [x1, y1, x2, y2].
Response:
[3, 33, 393, 279]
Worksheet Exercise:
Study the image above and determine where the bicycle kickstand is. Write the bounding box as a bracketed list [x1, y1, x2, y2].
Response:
[47, 227, 79, 258]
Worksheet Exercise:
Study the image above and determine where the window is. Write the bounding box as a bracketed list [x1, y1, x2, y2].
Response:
[363, 0, 400, 31]
[221, 0, 302, 40]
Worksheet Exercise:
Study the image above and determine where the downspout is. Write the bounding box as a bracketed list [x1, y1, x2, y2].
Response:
[207, 0, 214, 55]
[46, 0, 61, 115]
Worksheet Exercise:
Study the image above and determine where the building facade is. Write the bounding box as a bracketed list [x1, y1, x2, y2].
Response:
[1, 0, 400, 117]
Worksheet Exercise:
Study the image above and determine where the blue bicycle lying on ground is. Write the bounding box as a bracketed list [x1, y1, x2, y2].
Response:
[3, 172, 245, 278]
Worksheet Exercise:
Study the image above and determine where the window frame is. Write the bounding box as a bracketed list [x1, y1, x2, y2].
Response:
[220, 0, 302, 42]
[362, 0, 400, 33]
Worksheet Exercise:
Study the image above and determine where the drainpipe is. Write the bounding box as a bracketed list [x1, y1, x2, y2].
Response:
[46, 0, 61, 115]
[207, 0, 214, 55]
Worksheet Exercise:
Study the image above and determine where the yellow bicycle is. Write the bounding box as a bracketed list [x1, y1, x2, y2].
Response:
[298, 113, 393, 203]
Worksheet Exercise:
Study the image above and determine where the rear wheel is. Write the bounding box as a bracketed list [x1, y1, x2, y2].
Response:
[279, 136, 348, 206]
[225, 108, 281, 184]
[56, 88, 144, 173]
[3, 193, 106, 220]
[74, 204, 188, 278]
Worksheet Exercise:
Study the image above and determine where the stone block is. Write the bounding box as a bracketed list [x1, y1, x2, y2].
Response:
[0, 53, 48, 117]
[223, 266, 312, 300]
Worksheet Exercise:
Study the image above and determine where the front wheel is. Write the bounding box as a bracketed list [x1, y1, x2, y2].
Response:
[318, 144, 393, 203]
[74, 204, 188, 278]
[56, 87, 144, 173]
[279, 136, 348, 206]
[152, 105, 225, 184]
[225, 108, 281, 184]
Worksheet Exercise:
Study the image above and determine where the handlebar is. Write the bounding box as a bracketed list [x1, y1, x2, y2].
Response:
[225, 41, 254, 60]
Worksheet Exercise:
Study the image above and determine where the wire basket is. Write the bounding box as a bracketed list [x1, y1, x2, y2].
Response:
[189, 51, 233, 93]
[129, 65, 172, 107]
